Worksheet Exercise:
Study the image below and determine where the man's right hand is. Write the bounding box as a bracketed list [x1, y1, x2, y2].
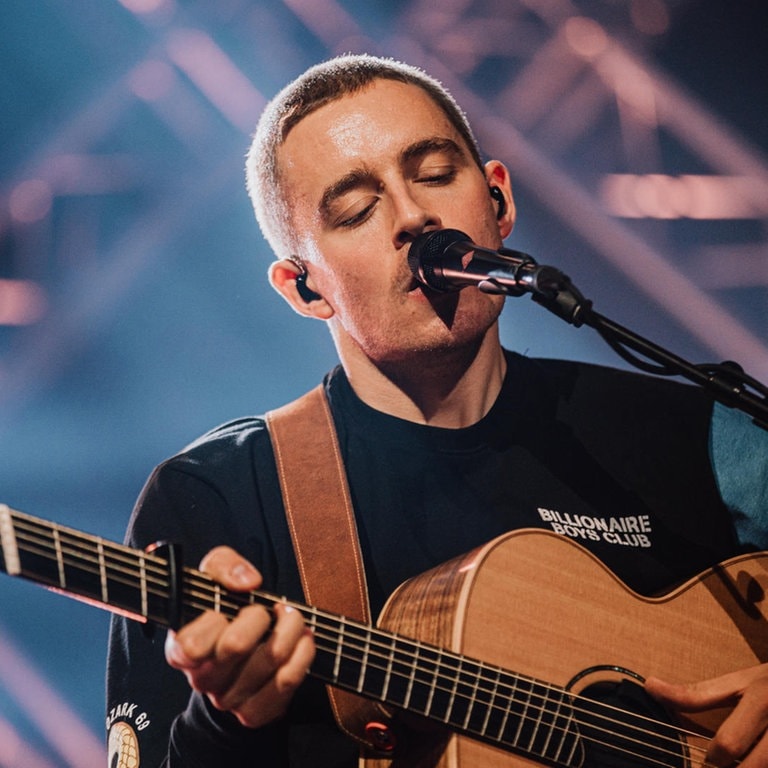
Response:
[164, 546, 315, 728]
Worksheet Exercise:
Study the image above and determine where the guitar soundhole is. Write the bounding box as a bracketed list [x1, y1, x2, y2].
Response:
[576, 678, 688, 768]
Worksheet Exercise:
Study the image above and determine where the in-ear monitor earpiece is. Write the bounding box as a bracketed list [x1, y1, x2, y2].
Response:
[489, 186, 506, 219]
[296, 270, 322, 303]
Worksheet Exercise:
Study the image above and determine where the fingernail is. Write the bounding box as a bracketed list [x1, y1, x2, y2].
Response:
[165, 635, 192, 667]
[231, 562, 257, 585]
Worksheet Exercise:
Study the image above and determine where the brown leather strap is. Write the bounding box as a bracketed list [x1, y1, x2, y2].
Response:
[266, 384, 381, 750]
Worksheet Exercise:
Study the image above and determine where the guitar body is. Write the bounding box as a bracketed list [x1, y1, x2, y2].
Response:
[365, 529, 768, 767]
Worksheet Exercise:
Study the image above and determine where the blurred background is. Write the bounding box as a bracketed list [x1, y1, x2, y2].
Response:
[0, 0, 766, 764]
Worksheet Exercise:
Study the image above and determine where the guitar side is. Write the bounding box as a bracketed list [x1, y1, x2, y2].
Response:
[367, 529, 768, 768]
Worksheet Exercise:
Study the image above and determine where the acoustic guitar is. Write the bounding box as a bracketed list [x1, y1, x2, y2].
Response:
[2, 503, 767, 767]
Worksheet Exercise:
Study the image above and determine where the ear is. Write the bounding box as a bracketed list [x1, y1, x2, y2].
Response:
[484, 160, 516, 239]
[268, 260, 334, 320]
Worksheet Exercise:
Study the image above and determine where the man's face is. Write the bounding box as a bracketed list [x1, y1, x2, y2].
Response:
[277, 79, 512, 366]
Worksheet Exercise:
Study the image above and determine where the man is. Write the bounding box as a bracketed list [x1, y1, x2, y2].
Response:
[107, 54, 768, 767]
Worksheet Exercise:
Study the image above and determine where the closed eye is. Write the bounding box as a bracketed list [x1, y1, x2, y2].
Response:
[415, 167, 457, 185]
[336, 197, 378, 228]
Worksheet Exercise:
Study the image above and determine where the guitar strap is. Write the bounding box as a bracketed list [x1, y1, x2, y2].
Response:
[266, 385, 392, 755]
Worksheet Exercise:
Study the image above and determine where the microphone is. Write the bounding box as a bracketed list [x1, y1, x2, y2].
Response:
[407, 228, 566, 298]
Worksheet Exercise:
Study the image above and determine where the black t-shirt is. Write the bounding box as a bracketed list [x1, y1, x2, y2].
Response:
[106, 352, 742, 767]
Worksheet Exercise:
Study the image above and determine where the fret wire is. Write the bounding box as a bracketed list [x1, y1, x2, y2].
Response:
[139, 551, 148, 618]
[512, 674, 533, 748]
[494, 672, 513, 743]
[332, 617, 345, 682]
[480, 663, 502, 736]
[5, 512, 708, 765]
[380, 632, 395, 701]
[13, 511, 504, 679]
[402, 639, 419, 710]
[526, 672, 545, 754]
[568, 726, 690, 768]
[98, 539, 108, 604]
[550, 689, 576, 765]
[52, 525, 65, 588]
[563, 721, 581, 768]
[532, 679, 569, 759]
[356, 627, 371, 693]
[424, 647, 440, 715]
[444, 656, 461, 724]
[461, 658, 482, 731]
[306, 648, 660, 768]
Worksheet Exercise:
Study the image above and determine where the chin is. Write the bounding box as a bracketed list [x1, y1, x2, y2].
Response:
[388, 321, 498, 364]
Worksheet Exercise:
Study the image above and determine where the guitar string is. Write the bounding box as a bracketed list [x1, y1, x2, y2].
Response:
[10, 517, 713, 767]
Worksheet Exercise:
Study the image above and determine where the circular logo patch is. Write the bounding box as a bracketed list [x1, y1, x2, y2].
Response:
[108, 721, 140, 768]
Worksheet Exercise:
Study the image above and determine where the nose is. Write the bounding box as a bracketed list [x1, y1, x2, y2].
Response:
[391, 188, 441, 249]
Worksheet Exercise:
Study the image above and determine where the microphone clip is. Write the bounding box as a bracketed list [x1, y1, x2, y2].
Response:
[475, 246, 536, 297]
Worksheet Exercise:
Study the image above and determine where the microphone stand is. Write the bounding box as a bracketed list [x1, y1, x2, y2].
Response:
[477, 256, 768, 432]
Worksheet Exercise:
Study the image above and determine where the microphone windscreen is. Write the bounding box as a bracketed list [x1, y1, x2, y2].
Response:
[407, 228, 472, 290]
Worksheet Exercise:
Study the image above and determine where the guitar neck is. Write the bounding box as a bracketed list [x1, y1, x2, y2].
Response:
[0, 504, 581, 764]
[0, 504, 275, 627]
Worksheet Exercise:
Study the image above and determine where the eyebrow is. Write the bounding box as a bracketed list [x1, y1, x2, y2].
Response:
[319, 166, 376, 223]
[401, 136, 465, 166]
[318, 136, 467, 223]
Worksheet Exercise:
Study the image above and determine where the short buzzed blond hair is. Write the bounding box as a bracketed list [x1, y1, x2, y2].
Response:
[245, 54, 483, 260]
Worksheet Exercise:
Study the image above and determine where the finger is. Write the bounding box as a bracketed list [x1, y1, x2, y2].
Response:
[199, 546, 263, 591]
[165, 611, 230, 671]
[646, 670, 745, 712]
[272, 623, 315, 695]
[188, 604, 274, 696]
[737, 729, 768, 768]
[229, 624, 316, 728]
[259, 604, 314, 686]
[215, 604, 275, 663]
[211, 604, 311, 713]
[706, 675, 768, 767]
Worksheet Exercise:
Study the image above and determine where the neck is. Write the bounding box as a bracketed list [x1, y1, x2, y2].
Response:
[334, 325, 507, 428]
